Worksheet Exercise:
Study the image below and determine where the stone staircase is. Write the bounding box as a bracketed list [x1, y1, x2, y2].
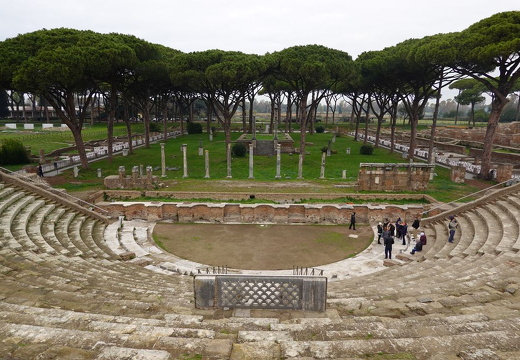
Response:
[0, 180, 519, 359]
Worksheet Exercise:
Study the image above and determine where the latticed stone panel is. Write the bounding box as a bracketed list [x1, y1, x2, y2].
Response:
[218, 276, 303, 310]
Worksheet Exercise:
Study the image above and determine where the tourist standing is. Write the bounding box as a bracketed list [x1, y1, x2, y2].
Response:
[411, 216, 420, 240]
[383, 226, 394, 259]
[349, 212, 356, 230]
[377, 222, 383, 244]
[400, 221, 408, 245]
[448, 215, 458, 243]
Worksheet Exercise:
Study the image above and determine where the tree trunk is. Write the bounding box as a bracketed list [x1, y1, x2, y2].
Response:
[123, 96, 133, 154]
[107, 89, 117, 163]
[163, 99, 168, 142]
[248, 96, 255, 134]
[242, 98, 247, 133]
[455, 89, 461, 125]
[143, 103, 151, 148]
[298, 94, 308, 161]
[428, 81, 442, 164]
[479, 98, 508, 179]
[390, 99, 398, 154]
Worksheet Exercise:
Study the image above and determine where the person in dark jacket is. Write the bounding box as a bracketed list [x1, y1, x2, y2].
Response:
[377, 222, 383, 244]
[383, 226, 394, 259]
[349, 212, 356, 230]
[411, 216, 421, 240]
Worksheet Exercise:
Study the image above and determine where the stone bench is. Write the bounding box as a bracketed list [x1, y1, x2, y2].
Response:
[194, 275, 327, 312]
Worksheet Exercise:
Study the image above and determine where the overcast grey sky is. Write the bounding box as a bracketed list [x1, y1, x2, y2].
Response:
[1, 0, 518, 59]
[1, 1, 518, 101]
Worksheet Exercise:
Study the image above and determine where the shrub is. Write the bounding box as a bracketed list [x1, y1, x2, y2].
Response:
[231, 142, 247, 157]
[0, 139, 30, 165]
[315, 125, 325, 133]
[149, 122, 161, 133]
[360, 144, 374, 155]
[187, 122, 203, 134]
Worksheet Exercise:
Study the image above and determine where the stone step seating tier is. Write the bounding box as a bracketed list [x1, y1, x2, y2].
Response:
[0, 180, 520, 359]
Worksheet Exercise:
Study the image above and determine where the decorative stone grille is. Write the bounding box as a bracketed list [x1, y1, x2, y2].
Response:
[218, 276, 302, 309]
[194, 275, 327, 312]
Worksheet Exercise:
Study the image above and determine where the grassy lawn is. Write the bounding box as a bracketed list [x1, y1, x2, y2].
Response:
[0, 120, 490, 203]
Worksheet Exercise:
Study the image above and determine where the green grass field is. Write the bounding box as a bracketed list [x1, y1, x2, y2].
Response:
[0, 119, 489, 202]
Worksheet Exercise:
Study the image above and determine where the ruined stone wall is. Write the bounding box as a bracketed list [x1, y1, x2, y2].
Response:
[469, 148, 520, 166]
[101, 201, 424, 225]
[356, 163, 434, 191]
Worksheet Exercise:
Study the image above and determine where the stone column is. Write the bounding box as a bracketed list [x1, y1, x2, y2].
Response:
[204, 150, 210, 178]
[249, 143, 254, 179]
[160, 143, 166, 177]
[320, 151, 326, 179]
[275, 143, 281, 179]
[182, 144, 188, 178]
[297, 153, 304, 179]
[209, 129, 213, 142]
[139, 164, 144, 176]
[132, 166, 139, 186]
[226, 143, 232, 178]
[198, 139, 204, 156]
[97, 168, 102, 178]
[39, 148, 45, 164]
[342, 170, 347, 179]
[118, 166, 125, 181]
[145, 166, 152, 187]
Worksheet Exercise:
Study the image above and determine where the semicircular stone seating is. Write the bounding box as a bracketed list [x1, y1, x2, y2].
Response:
[0, 179, 519, 360]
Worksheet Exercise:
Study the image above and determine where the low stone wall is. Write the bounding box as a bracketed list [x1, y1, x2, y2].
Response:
[90, 189, 436, 204]
[469, 148, 520, 166]
[99, 201, 423, 224]
[357, 163, 434, 191]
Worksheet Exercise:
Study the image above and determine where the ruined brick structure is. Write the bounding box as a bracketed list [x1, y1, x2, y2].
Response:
[357, 163, 434, 191]
[104, 165, 161, 190]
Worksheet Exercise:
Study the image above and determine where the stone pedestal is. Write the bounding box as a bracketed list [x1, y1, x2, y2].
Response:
[450, 165, 466, 184]
[496, 163, 513, 183]
[320, 151, 326, 179]
[342, 170, 347, 179]
[118, 166, 125, 181]
[97, 169, 102, 178]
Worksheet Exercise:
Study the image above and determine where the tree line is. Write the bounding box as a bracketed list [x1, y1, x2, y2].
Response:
[0, 11, 519, 179]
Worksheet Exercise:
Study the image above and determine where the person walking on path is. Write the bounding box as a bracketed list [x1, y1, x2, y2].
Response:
[37, 164, 44, 177]
[349, 212, 356, 230]
[448, 215, 458, 243]
[383, 226, 394, 259]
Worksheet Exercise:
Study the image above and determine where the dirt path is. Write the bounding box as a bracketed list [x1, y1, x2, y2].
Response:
[153, 223, 373, 270]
